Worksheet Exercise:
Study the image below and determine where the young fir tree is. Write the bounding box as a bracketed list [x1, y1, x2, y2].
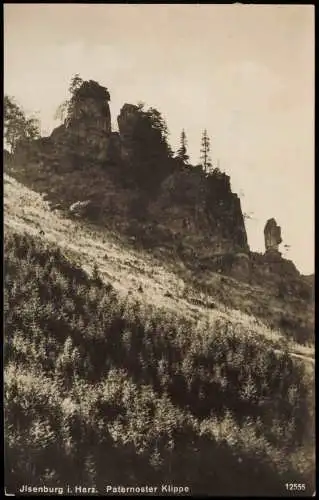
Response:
[176, 129, 189, 164]
[200, 129, 212, 173]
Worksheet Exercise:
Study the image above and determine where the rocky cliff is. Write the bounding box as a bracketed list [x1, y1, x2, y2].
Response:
[148, 167, 248, 255]
[7, 78, 252, 273]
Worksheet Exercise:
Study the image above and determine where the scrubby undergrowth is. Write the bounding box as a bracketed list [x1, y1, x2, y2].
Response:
[5, 156, 314, 347]
[4, 230, 315, 496]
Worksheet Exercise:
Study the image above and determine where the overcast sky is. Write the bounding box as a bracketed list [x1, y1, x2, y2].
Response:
[4, 4, 314, 274]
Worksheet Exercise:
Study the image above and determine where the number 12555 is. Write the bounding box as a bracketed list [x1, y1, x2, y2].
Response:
[285, 483, 306, 491]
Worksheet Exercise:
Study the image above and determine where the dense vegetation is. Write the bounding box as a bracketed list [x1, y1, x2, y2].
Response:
[4, 230, 315, 495]
[4, 96, 40, 153]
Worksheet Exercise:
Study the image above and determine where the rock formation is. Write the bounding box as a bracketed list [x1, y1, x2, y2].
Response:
[66, 84, 111, 135]
[117, 104, 141, 162]
[69, 200, 93, 217]
[51, 80, 113, 163]
[264, 218, 282, 254]
[11, 77, 251, 267]
[149, 167, 249, 255]
[70, 199, 103, 218]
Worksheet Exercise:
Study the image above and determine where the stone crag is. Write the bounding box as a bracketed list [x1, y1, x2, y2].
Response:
[117, 103, 141, 162]
[148, 167, 249, 257]
[8, 77, 306, 286]
[264, 218, 282, 254]
[50, 81, 113, 163]
[35, 80, 248, 263]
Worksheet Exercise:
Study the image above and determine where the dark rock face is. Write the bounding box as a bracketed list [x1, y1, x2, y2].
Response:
[149, 168, 249, 255]
[108, 132, 121, 163]
[224, 194, 248, 251]
[67, 96, 111, 135]
[117, 104, 141, 162]
[231, 253, 251, 280]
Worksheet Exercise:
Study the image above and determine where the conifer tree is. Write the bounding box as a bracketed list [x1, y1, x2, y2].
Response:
[176, 129, 189, 164]
[200, 129, 212, 173]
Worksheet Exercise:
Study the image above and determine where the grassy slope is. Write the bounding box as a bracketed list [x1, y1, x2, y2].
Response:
[5, 158, 314, 346]
[4, 174, 315, 495]
[4, 174, 314, 361]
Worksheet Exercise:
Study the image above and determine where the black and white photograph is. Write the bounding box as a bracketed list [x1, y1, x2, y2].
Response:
[3, 4, 315, 496]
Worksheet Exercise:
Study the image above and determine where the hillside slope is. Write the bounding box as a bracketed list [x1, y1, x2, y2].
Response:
[5, 144, 314, 347]
[3, 173, 314, 364]
[4, 77, 313, 347]
[4, 173, 316, 496]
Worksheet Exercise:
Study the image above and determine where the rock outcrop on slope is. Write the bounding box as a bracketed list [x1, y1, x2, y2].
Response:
[4, 76, 314, 350]
[264, 218, 282, 254]
[8, 77, 308, 286]
[117, 103, 140, 162]
[148, 167, 249, 256]
[50, 80, 114, 163]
